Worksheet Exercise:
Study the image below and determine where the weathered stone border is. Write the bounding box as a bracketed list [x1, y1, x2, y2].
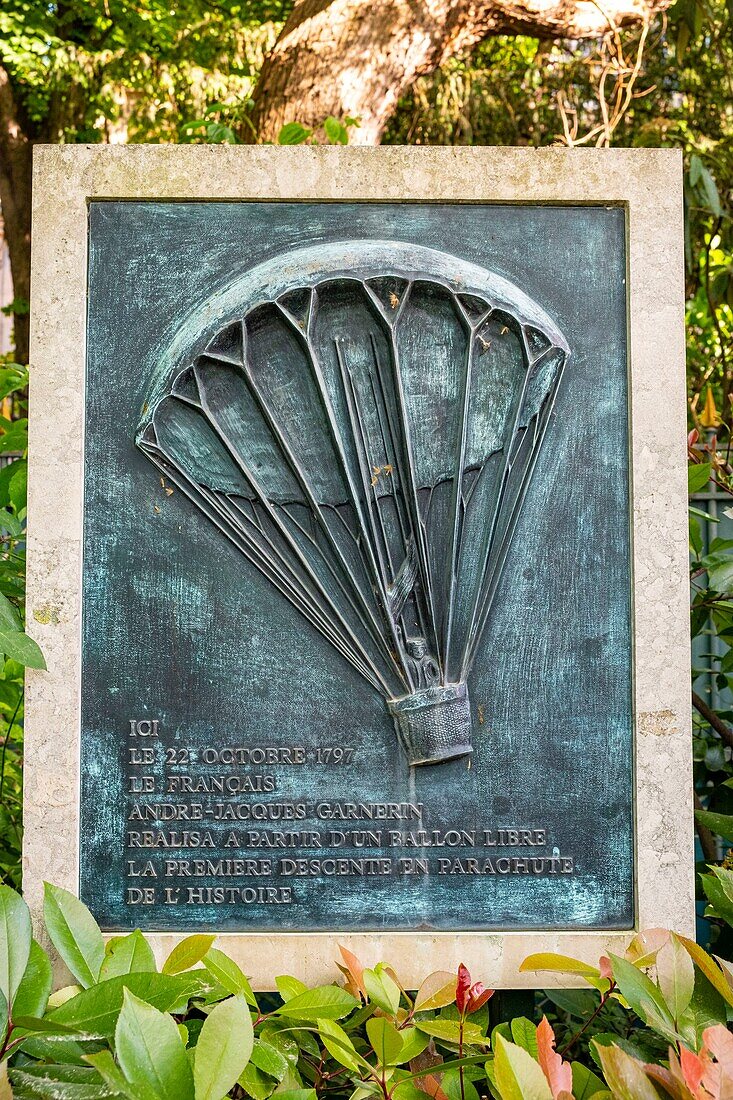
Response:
[25, 146, 692, 987]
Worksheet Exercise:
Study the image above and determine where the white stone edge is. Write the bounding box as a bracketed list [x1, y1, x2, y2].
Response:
[24, 145, 693, 988]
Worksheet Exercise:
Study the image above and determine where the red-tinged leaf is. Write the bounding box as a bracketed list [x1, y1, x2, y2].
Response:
[599, 956, 613, 980]
[536, 1017, 572, 1099]
[467, 984, 494, 1013]
[702, 1025, 733, 1098]
[645, 1056, 697, 1100]
[338, 945, 366, 999]
[680, 1046, 708, 1096]
[596, 1044, 661, 1100]
[456, 964, 471, 1015]
[335, 962, 361, 1000]
[416, 1074, 449, 1100]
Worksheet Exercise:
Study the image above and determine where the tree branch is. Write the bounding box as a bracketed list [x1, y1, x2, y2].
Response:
[692, 689, 733, 751]
[0, 63, 32, 363]
[694, 793, 718, 863]
[252, 0, 673, 142]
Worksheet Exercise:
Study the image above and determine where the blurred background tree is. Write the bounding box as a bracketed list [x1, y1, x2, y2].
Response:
[2, 0, 726, 374]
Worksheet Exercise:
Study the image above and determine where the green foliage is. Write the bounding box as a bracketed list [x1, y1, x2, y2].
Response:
[0, 360, 46, 890]
[0, 0, 290, 144]
[0, 884, 732, 1098]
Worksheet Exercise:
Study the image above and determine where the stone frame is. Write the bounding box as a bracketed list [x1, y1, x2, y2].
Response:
[24, 145, 692, 988]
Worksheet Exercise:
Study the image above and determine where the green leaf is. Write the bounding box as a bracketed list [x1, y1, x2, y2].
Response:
[392, 1027, 429, 1063]
[275, 975, 307, 1002]
[543, 989, 597, 1018]
[116, 989, 194, 1100]
[519, 953, 601, 980]
[510, 1017, 538, 1057]
[250, 1040, 289, 1081]
[706, 552, 733, 594]
[271, 1092, 316, 1100]
[13, 939, 52, 1018]
[203, 947, 256, 1006]
[9, 1063, 120, 1099]
[366, 1016, 403, 1064]
[695, 809, 733, 842]
[50, 972, 203, 1038]
[258, 1027, 299, 1068]
[690, 153, 703, 186]
[274, 985, 358, 1021]
[85, 1050, 150, 1100]
[413, 971, 456, 1012]
[690, 515, 703, 556]
[701, 870, 733, 924]
[689, 462, 711, 493]
[441, 1070, 480, 1100]
[238, 1062, 278, 1100]
[494, 1035, 552, 1100]
[43, 884, 104, 988]
[162, 934, 215, 975]
[698, 164, 722, 216]
[100, 931, 157, 980]
[655, 933, 694, 1021]
[363, 965, 400, 1014]
[414, 1019, 485, 1045]
[277, 123, 311, 145]
[0, 629, 46, 669]
[0, 594, 21, 633]
[194, 995, 253, 1100]
[323, 116, 348, 144]
[571, 1062, 607, 1098]
[0, 884, 31, 1004]
[12, 1014, 83, 1036]
[317, 1017, 363, 1072]
[595, 1043, 659, 1100]
[677, 971, 727, 1048]
[608, 954, 677, 1041]
[676, 933, 733, 1007]
[8, 463, 26, 512]
[0, 988, 7, 1051]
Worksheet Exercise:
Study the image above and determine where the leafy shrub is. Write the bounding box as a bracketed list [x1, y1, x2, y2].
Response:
[0, 360, 46, 889]
[1, 883, 733, 1097]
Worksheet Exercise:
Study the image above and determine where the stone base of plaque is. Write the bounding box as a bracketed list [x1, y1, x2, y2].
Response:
[388, 683, 473, 766]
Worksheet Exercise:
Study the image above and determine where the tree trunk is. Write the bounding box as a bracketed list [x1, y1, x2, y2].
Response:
[253, 0, 671, 144]
[0, 66, 32, 364]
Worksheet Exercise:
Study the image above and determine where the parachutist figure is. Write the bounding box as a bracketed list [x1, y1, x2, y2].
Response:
[405, 637, 440, 688]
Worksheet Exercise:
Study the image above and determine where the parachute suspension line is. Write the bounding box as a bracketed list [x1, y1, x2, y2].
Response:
[442, 307, 479, 679]
[459, 343, 565, 677]
[466, 353, 567, 669]
[364, 369, 398, 579]
[224, 492, 369, 657]
[214, 493, 382, 690]
[227, 318, 407, 695]
[334, 340, 416, 694]
[192, 371, 396, 700]
[457, 337, 545, 678]
[362, 282, 440, 672]
[274, 299, 410, 695]
[367, 333, 432, 651]
[138, 435, 384, 693]
[383, 321, 443, 679]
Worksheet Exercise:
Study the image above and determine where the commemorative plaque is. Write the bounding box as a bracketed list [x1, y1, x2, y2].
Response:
[25, 147, 693, 985]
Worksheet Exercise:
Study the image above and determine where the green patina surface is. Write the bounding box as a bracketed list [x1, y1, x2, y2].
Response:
[81, 200, 632, 932]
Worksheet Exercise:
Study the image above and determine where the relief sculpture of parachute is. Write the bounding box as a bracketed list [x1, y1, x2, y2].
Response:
[137, 241, 569, 767]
